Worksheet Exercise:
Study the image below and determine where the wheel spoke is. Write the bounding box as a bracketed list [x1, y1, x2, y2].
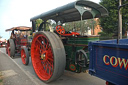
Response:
[36, 39, 44, 50]
[46, 59, 53, 76]
[41, 61, 47, 73]
[56, 25, 65, 34]
[36, 61, 42, 67]
[40, 37, 46, 45]
[47, 60, 52, 67]
[42, 60, 46, 68]
[44, 63, 48, 74]
[36, 62, 44, 72]
[47, 57, 53, 62]
[36, 39, 42, 46]
[48, 66, 51, 75]
[39, 37, 48, 51]
[34, 45, 40, 50]
[34, 42, 45, 55]
[33, 54, 41, 62]
[48, 61, 53, 75]
[39, 69, 43, 74]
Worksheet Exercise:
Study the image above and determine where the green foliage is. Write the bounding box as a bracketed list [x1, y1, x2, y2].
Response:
[28, 35, 32, 39]
[0, 72, 3, 83]
[63, 19, 97, 35]
[36, 19, 53, 31]
[122, 0, 128, 34]
[100, 0, 118, 34]
[36, 19, 43, 30]
[100, 0, 128, 37]
[35, 18, 97, 34]
[98, 32, 115, 40]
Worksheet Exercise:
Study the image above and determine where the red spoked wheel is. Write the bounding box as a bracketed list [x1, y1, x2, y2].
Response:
[56, 25, 65, 35]
[21, 47, 29, 65]
[6, 40, 10, 56]
[31, 31, 66, 82]
[6, 39, 15, 58]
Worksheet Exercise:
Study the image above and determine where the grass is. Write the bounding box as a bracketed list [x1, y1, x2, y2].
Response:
[0, 72, 3, 83]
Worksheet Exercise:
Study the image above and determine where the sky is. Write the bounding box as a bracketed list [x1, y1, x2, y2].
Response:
[0, 0, 100, 39]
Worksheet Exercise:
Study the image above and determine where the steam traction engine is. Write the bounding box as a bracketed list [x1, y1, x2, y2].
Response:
[29, 0, 108, 83]
[6, 26, 31, 65]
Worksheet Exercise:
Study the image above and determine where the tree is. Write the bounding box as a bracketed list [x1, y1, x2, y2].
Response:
[99, 0, 128, 37]
[100, 0, 118, 35]
[63, 19, 96, 35]
[35, 19, 52, 31]
[36, 19, 43, 29]
[85, 19, 97, 35]
[122, 0, 128, 35]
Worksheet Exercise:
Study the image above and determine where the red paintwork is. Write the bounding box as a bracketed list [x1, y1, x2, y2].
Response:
[56, 25, 65, 34]
[0, 39, 7, 47]
[7, 41, 10, 56]
[31, 34, 54, 81]
[56, 25, 80, 36]
[20, 38, 27, 46]
[21, 49, 27, 64]
[6, 26, 31, 55]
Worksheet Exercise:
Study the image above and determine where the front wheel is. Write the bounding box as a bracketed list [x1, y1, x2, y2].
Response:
[31, 31, 66, 83]
[21, 47, 29, 65]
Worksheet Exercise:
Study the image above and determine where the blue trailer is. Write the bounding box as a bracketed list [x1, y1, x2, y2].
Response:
[89, 39, 128, 85]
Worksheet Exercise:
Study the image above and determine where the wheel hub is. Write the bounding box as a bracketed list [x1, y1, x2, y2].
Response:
[22, 55, 24, 58]
[41, 54, 46, 60]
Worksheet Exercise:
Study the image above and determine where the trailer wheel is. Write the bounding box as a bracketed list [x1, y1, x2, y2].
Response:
[21, 47, 29, 65]
[7, 39, 15, 58]
[106, 81, 115, 85]
[31, 31, 66, 83]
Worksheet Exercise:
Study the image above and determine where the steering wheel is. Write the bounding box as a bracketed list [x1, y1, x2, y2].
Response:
[56, 25, 65, 35]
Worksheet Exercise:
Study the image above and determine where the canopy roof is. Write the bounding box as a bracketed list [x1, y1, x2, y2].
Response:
[5, 26, 32, 31]
[30, 0, 108, 23]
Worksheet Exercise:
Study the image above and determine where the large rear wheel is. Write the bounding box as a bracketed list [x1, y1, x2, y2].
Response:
[31, 31, 66, 83]
[7, 39, 15, 58]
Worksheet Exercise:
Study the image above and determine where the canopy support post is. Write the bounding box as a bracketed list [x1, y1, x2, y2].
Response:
[80, 16, 83, 35]
[32, 20, 36, 32]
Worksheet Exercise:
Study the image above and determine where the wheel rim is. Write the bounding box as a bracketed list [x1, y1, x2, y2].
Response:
[31, 34, 54, 81]
[7, 41, 10, 56]
[21, 49, 26, 64]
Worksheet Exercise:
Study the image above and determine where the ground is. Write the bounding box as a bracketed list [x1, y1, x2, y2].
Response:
[0, 71, 3, 85]
[0, 48, 105, 85]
